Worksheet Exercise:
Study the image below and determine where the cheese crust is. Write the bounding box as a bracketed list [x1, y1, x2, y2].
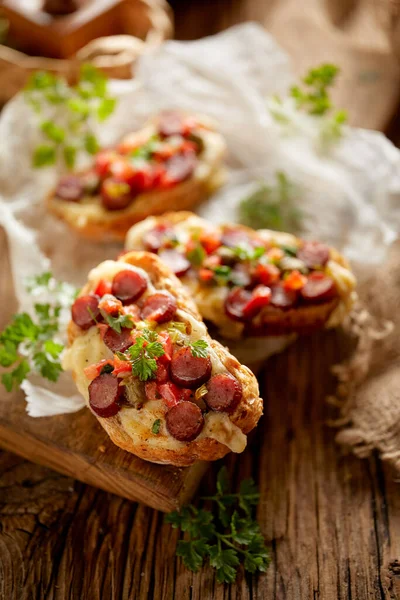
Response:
[47, 117, 226, 242]
[125, 212, 357, 339]
[64, 251, 263, 466]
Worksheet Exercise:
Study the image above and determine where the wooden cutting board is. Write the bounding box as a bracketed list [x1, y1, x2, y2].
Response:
[0, 230, 208, 513]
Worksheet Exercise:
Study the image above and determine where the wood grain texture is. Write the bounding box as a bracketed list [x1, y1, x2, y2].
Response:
[2, 0, 400, 598]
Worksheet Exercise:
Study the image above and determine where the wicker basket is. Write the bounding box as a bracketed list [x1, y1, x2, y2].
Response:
[0, 0, 173, 104]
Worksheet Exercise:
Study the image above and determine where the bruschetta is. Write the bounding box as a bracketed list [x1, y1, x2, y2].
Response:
[125, 212, 357, 341]
[62, 251, 262, 466]
[47, 112, 226, 242]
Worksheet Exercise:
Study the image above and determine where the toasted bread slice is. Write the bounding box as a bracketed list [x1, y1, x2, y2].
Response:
[47, 114, 226, 242]
[125, 212, 357, 340]
[63, 251, 262, 466]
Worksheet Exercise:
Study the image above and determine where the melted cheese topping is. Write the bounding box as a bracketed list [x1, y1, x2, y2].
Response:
[63, 259, 248, 454]
[62, 327, 113, 401]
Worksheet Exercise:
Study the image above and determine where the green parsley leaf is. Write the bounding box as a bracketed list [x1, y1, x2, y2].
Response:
[177, 539, 210, 572]
[101, 311, 135, 334]
[152, 419, 161, 434]
[187, 244, 206, 267]
[189, 339, 208, 358]
[239, 171, 302, 233]
[0, 272, 77, 391]
[165, 467, 269, 583]
[63, 145, 77, 170]
[26, 65, 117, 169]
[97, 97, 117, 121]
[40, 121, 65, 143]
[32, 145, 56, 168]
[128, 335, 165, 381]
[209, 547, 239, 584]
[84, 133, 99, 155]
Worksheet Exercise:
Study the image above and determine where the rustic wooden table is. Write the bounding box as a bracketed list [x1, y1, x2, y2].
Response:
[2, 1, 400, 598]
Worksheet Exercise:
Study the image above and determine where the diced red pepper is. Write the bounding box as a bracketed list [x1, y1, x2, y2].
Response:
[267, 247, 284, 263]
[253, 263, 280, 286]
[84, 359, 114, 381]
[94, 150, 117, 178]
[203, 254, 221, 269]
[145, 381, 159, 402]
[109, 159, 136, 185]
[158, 331, 173, 363]
[94, 279, 112, 298]
[283, 270, 307, 291]
[199, 268, 214, 282]
[155, 362, 169, 383]
[200, 231, 221, 255]
[242, 285, 272, 319]
[157, 382, 184, 408]
[112, 356, 132, 376]
[98, 294, 123, 316]
[96, 323, 108, 340]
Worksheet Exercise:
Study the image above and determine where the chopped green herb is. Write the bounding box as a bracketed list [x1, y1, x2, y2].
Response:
[281, 245, 298, 257]
[187, 244, 206, 267]
[165, 467, 269, 584]
[152, 419, 162, 434]
[101, 311, 135, 334]
[25, 64, 117, 170]
[128, 335, 165, 381]
[189, 339, 208, 358]
[100, 363, 114, 375]
[231, 245, 265, 262]
[0, 272, 77, 391]
[212, 265, 231, 283]
[269, 63, 347, 146]
[239, 171, 302, 233]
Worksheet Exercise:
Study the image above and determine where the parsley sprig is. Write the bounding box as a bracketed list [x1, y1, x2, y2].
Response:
[128, 329, 165, 381]
[0, 272, 77, 391]
[268, 63, 347, 147]
[25, 65, 117, 170]
[165, 467, 269, 583]
[189, 339, 209, 358]
[101, 311, 135, 334]
[239, 171, 302, 233]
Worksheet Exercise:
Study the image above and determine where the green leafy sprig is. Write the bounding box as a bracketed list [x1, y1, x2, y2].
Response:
[25, 65, 117, 170]
[239, 170, 302, 233]
[269, 63, 347, 146]
[189, 339, 209, 358]
[0, 272, 77, 391]
[165, 467, 269, 584]
[128, 329, 165, 381]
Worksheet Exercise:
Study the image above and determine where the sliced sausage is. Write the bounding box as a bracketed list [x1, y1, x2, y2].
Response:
[71, 294, 100, 329]
[297, 241, 330, 269]
[270, 285, 298, 309]
[205, 374, 242, 413]
[55, 175, 84, 202]
[242, 285, 271, 319]
[103, 327, 133, 353]
[224, 288, 252, 321]
[111, 269, 147, 304]
[300, 273, 336, 304]
[143, 225, 174, 253]
[88, 373, 122, 418]
[158, 249, 191, 277]
[166, 401, 204, 442]
[164, 152, 197, 184]
[140, 292, 177, 323]
[100, 177, 133, 211]
[170, 346, 212, 389]
[158, 111, 184, 138]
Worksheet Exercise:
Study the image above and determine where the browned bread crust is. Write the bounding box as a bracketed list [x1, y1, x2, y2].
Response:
[67, 251, 262, 466]
[125, 212, 355, 339]
[47, 119, 226, 242]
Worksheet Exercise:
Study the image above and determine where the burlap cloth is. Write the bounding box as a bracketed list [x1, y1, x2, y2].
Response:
[332, 241, 400, 468]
